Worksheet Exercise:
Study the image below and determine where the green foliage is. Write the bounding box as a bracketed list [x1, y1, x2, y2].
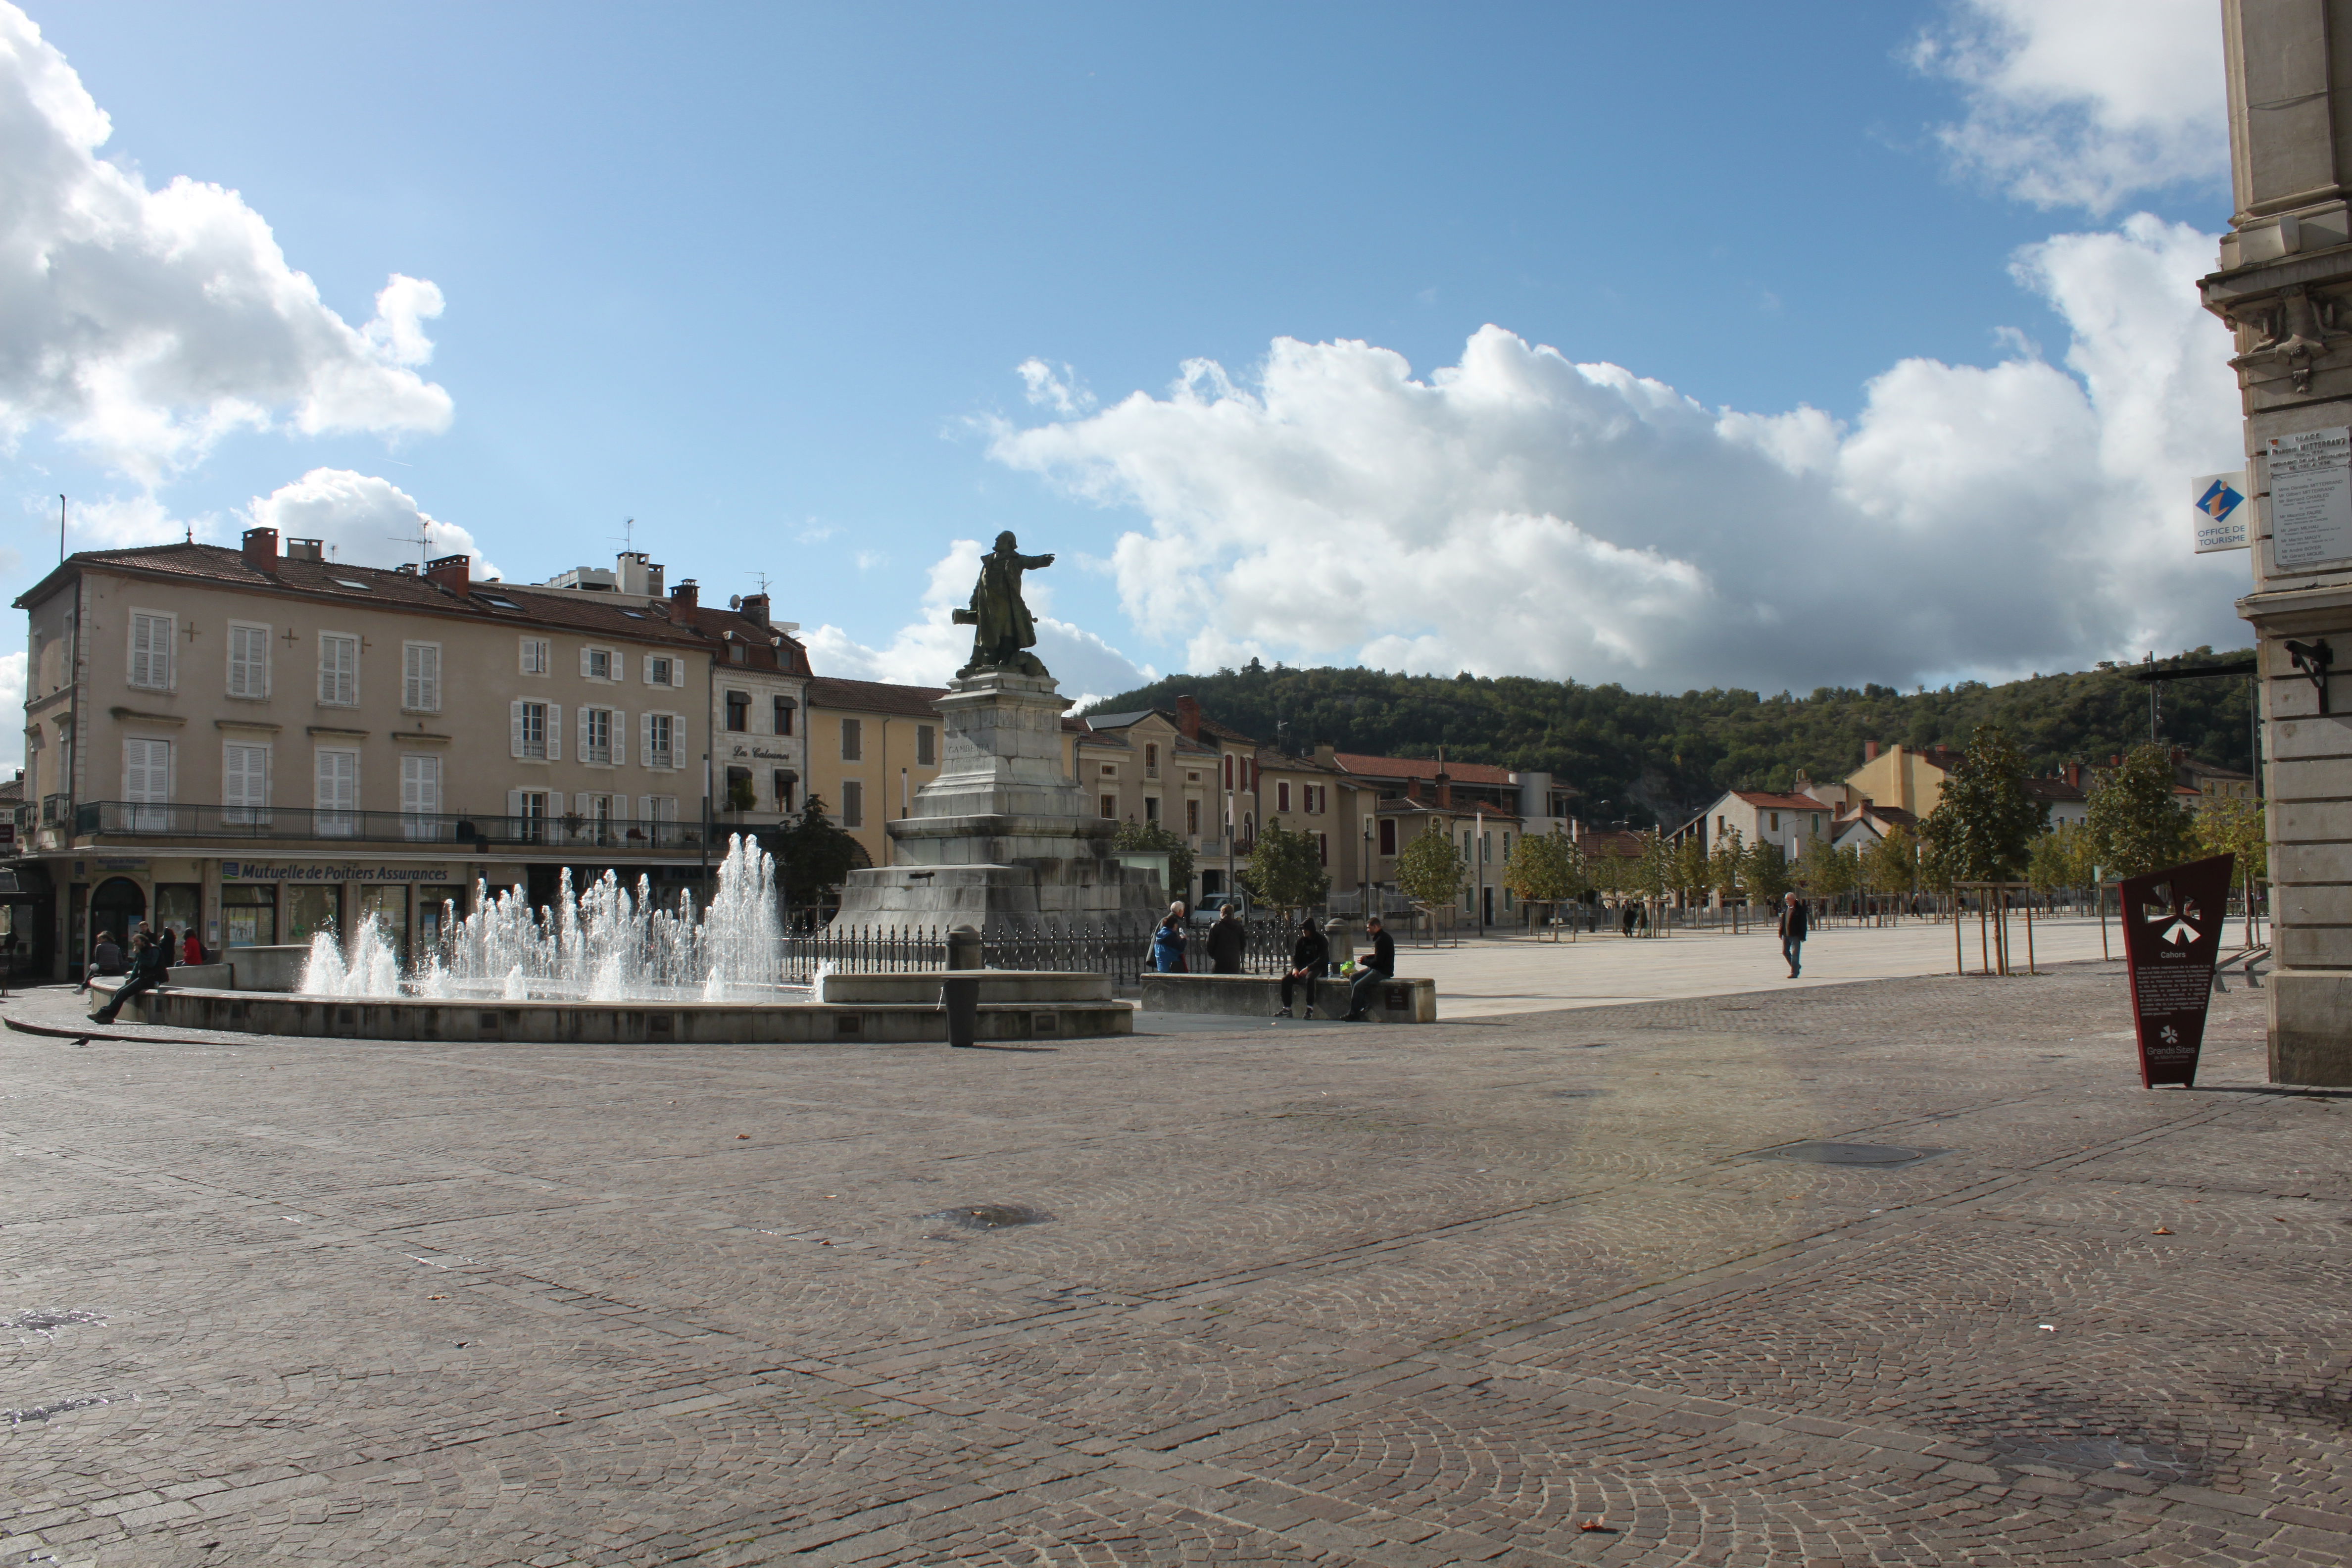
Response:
[773, 796, 866, 908]
[2194, 795, 2266, 883]
[1799, 836, 1858, 899]
[1394, 817, 1467, 911]
[725, 776, 758, 813]
[1707, 826, 1746, 902]
[2026, 822, 2097, 892]
[1246, 818, 1331, 918]
[1743, 837, 1793, 904]
[2086, 743, 2195, 881]
[1113, 818, 1195, 900]
[1860, 822, 1917, 896]
[1671, 833, 1710, 903]
[1502, 828, 1586, 904]
[1919, 726, 2044, 882]
[1086, 650, 2256, 830]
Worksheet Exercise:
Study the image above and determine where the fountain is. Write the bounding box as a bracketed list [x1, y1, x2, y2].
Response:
[297, 835, 790, 1003]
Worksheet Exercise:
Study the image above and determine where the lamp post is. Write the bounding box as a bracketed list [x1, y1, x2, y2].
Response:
[1361, 810, 1372, 917]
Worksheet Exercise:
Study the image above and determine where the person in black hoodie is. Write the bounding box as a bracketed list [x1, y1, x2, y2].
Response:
[93, 932, 165, 1024]
[1205, 904, 1247, 974]
[1273, 914, 1328, 1019]
[1342, 914, 1396, 1021]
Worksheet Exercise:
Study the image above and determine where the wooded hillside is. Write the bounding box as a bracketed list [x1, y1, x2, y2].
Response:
[1086, 650, 2256, 830]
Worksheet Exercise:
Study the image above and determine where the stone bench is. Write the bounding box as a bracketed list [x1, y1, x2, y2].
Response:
[1138, 972, 1436, 1023]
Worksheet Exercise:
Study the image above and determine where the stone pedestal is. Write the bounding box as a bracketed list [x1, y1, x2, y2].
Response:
[831, 671, 1161, 930]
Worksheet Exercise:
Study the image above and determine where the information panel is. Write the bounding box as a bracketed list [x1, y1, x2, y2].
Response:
[2191, 471, 2249, 552]
[2267, 426, 2352, 568]
[2119, 853, 2235, 1089]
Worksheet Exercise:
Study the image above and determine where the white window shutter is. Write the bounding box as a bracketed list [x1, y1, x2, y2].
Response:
[547, 705, 562, 760]
[510, 700, 525, 758]
[638, 794, 653, 821]
[617, 653, 630, 683]
[671, 713, 686, 768]
[507, 788, 524, 819]
[642, 658, 653, 686]
[640, 712, 654, 767]
[611, 714, 626, 768]
[578, 705, 589, 759]
[671, 660, 685, 688]
[579, 646, 591, 678]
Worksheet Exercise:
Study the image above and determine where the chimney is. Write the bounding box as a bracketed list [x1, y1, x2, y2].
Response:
[424, 552, 471, 596]
[1434, 747, 1452, 809]
[285, 537, 324, 562]
[1175, 694, 1202, 740]
[671, 578, 699, 617]
[1864, 740, 1880, 762]
[1405, 777, 1423, 803]
[2066, 761, 2083, 790]
[740, 592, 770, 627]
[242, 527, 279, 571]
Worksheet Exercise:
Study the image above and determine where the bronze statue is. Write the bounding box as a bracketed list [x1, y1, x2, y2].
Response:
[952, 531, 1055, 677]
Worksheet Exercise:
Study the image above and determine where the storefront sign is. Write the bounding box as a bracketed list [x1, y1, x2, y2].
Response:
[2267, 426, 2352, 568]
[2120, 853, 2234, 1088]
[220, 861, 453, 883]
[2191, 471, 2249, 552]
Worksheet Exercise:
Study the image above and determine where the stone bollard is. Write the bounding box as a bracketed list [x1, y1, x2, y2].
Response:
[942, 924, 981, 1047]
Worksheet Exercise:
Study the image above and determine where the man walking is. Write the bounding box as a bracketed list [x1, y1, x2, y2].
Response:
[1342, 914, 1395, 1022]
[1779, 890, 1810, 979]
[1206, 903, 1247, 974]
[1273, 914, 1328, 1020]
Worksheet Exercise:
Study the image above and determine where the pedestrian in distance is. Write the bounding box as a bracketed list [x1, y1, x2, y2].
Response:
[80, 930, 124, 993]
[1205, 903, 1246, 974]
[156, 922, 179, 971]
[1341, 914, 1396, 1022]
[1272, 914, 1329, 1020]
[1150, 905, 1188, 974]
[1779, 890, 1810, 979]
[180, 929, 206, 967]
[1620, 902, 1637, 938]
[92, 932, 165, 1025]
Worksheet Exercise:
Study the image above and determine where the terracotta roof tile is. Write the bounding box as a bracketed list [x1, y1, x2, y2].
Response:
[1332, 752, 1516, 786]
[803, 676, 948, 717]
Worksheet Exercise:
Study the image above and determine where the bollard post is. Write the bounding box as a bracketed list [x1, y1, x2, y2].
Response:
[942, 924, 981, 1047]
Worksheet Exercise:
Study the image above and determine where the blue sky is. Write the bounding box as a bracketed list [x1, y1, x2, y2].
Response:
[3, 0, 2248, 745]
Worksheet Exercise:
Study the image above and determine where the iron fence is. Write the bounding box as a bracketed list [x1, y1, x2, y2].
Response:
[774, 915, 1307, 987]
[75, 800, 712, 852]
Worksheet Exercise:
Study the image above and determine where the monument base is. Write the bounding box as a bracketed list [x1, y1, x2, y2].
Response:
[833, 861, 1159, 929]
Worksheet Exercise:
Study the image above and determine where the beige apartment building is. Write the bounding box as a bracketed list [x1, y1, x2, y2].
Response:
[801, 677, 952, 870]
[9, 530, 791, 980]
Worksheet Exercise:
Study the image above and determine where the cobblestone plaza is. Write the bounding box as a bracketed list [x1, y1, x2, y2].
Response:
[3, 963, 2348, 1566]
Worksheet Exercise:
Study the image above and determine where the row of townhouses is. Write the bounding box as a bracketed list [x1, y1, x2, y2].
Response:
[3, 537, 1589, 980]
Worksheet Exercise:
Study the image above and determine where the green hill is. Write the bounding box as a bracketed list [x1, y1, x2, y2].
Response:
[1084, 650, 2257, 830]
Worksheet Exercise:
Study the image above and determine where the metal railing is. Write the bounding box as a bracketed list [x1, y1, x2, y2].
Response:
[773, 916, 1305, 987]
[74, 800, 712, 852]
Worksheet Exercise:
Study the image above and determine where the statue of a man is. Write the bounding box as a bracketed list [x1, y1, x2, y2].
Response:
[953, 531, 1055, 677]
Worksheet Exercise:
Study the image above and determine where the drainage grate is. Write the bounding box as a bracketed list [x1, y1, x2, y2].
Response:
[1750, 1141, 1944, 1167]
[924, 1203, 1054, 1231]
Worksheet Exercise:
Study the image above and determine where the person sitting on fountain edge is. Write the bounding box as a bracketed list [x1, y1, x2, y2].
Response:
[1274, 915, 1328, 1020]
[92, 931, 166, 1025]
[1342, 915, 1395, 1022]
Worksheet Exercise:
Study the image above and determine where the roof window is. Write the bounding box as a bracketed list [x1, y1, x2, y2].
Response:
[332, 578, 371, 591]
[478, 594, 522, 611]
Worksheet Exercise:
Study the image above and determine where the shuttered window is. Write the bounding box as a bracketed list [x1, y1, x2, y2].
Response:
[227, 623, 270, 698]
[315, 749, 358, 835]
[841, 780, 864, 828]
[129, 613, 173, 690]
[402, 643, 441, 711]
[319, 634, 358, 705]
[841, 718, 862, 761]
[223, 743, 270, 824]
[400, 755, 441, 839]
[123, 738, 173, 831]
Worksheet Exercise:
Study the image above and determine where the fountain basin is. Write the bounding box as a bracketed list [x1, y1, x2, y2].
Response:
[87, 972, 1132, 1044]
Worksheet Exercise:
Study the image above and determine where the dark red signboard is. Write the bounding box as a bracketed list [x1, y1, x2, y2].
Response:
[2119, 853, 2235, 1088]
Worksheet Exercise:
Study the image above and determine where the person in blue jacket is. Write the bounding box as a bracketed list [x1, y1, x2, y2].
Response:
[1151, 904, 1189, 973]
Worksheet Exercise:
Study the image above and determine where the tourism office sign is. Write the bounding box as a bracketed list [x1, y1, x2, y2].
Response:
[2119, 853, 2235, 1088]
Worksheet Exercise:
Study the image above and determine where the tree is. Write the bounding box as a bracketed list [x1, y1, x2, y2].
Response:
[1802, 838, 1858, 903]
[2026, 822, 2096, 897]
[1394, 817, 1467, 919]
[1707, 826, 1746, 905]
[1503, 827, 1586, 909]
[2193, 795, 2266, 882]
[1743, 837, 1793, 904]
[1861, 823, 1918, 896]
[2086, 743, 2194, 881]
[1671, 833, 1710, 907]
[772, 796, 866, 912]
[1114, 818, 1195, 903]
[1246, 818, 1331, 921]
[1919, 725, 2044, 882]
[1632, 830, 1672, 908]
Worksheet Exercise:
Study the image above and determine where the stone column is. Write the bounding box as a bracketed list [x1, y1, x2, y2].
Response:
[2202, 0, 2352, 1082]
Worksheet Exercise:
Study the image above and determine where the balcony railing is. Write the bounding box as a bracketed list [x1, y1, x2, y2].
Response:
[74, 801, 711, 852]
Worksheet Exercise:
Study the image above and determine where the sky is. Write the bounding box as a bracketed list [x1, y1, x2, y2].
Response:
[1, 0, 2250, 767]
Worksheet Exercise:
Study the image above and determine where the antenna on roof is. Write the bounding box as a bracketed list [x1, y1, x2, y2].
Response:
[751, 571, 771, 595]
[613, 517, 636, 553]
[389, 517, 432, 571]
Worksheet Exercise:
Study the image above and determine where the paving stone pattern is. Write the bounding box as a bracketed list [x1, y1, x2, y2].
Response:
[1, 962, 2347, 1566]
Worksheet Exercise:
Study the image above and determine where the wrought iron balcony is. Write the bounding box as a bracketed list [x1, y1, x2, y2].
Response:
[73, 801, 711, 852]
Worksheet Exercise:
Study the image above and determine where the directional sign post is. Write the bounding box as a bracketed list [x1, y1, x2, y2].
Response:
[2119, 853, 2236, 1088]
[2192, 471, 2250, 553]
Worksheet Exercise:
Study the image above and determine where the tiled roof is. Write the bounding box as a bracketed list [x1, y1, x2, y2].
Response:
[803, 676, 948, 717]
[2021, 777, 2086, 802]
[1083, 710, 1156, 731]
[21, 542, 716, 646]
[1728, 790, 1832, 812]
[1332, 752, 1516, 786]
[687, 605, 812, 675]
[1194, 715, 1259, 745]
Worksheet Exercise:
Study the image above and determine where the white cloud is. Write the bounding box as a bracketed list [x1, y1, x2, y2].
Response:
[245, 468, 501, 579]
[1017, 358, 1094, 417]
[987, 215, 2244, 694]
[0, 649, 22, 768]
[803, 538, 1152, 706]
[0, 4, 452, 481]
[1912, 0, 2227, 212]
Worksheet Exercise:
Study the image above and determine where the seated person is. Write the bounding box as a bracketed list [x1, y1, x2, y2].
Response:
[1343, 914, 1396, 1021]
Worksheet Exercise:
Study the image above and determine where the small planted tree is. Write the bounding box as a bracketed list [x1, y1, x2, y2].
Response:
[1394, 817, 1467, 932]
[1114, 818, 1195, 904]
[1920, 725, 2044, 883]
[1861, 823, 1917, 900]
[1743, 836, 1794, 906]
[2195, 795, 2267, 941]
[1503, 827, 1585, 926]
[1707, 826, 1746, 907]
[773, 796, 865, 915]
[1246, 818, 1331, 924]
[2086, 743, 2194, 881]
[1672, 833, 1710, 908]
